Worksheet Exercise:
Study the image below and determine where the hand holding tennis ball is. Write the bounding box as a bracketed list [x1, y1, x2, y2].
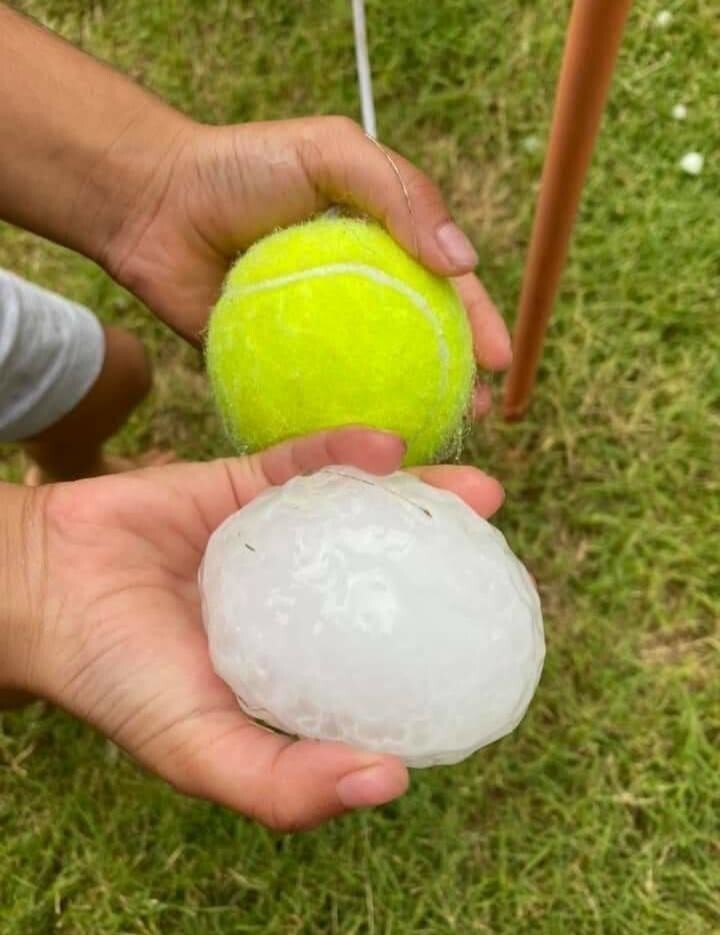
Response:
[96, 112, 511, 378]
[207, 217, 479, 464]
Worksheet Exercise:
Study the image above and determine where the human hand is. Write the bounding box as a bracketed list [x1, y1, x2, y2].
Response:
[104, 117, 512, 416]
[3, 429, 504, 831]
[1, 10, 509, 412]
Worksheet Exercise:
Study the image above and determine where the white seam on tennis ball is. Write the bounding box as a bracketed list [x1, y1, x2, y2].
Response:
[222, 262, 458, 453]
[224, 263, 450, 381]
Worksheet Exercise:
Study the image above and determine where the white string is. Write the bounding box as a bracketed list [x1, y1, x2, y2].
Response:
[351, 0, 377, 138]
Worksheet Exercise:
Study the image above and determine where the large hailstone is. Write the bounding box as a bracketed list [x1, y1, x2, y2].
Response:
[199, 467, 545, 767]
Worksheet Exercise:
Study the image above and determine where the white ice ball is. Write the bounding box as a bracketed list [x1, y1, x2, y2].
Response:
[679, 151, 703, 176]
[671, 103, 687, 121]
[199, 468, 545, 767]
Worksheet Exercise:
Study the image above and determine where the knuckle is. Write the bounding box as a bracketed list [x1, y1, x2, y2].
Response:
[256, 785, 300, 832]
[324, 114, 363, 138]
[237, 792, 292, 832]
[405, 170, 444, 210]
[263, 807, 304, 834]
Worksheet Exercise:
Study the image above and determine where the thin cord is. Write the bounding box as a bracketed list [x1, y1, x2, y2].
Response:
[349, 1, 416, 256]
[351, 0, 377, 138]
[366, 135, 418, 259]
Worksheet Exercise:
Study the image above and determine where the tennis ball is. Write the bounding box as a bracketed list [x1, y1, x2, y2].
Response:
[206, 217, 475, 466]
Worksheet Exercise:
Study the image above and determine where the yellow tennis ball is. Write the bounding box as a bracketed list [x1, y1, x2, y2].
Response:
[206, 217, 475, 466]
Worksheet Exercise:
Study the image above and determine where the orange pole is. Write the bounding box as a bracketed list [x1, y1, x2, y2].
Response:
[503, 0, 633, 420]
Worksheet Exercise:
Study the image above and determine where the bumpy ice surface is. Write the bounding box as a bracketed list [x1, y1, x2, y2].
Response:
[199, 468, 544, 767]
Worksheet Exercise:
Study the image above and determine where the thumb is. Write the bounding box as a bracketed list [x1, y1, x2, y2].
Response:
[304, 117, 479, 276]
[165, 709, 409, 831]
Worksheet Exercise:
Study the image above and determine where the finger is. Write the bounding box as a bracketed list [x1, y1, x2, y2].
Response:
[410, 464, 505, 518]
[145, 428, 406, 536]
[251, 425, 405, 488]
[305, 117, 479, 276]
[473, 383, 493, 420]
[454, 274, 512, 371]
[167, 710, 409, 832]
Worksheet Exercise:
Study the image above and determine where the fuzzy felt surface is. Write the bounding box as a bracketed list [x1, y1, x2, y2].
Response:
[206, 217, 474, 465]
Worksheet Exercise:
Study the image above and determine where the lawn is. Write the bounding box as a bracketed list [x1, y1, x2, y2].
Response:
[1, 0, 719, 932]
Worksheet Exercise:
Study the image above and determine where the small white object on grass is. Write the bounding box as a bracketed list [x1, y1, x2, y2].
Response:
[672, 103, 687, 121]
[679, 152, 704, 176]
[523, 135, 541, 154]
[655, 10, 673, 28]
[199, 468, 545, 768]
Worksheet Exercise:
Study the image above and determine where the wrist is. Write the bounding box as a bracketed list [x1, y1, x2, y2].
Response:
[81, 102, 195, 273]
[0, 483, 49, 694]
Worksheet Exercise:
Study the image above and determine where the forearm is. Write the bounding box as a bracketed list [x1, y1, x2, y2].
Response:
[0, 4, 191, 266]
[0, 482, 47, 693]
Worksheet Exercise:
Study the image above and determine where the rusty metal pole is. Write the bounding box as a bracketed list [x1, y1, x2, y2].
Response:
[503, 0, 633, 419]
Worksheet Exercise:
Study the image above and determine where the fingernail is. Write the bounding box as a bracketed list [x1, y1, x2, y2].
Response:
[436, 222, 478, 269]
[336, 763, 404, 809]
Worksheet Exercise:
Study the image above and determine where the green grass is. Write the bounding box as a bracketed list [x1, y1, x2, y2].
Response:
[1, 0, 719, 931]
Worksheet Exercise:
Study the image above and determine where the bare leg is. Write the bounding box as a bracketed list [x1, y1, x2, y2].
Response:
[22, 324, 171, 482]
